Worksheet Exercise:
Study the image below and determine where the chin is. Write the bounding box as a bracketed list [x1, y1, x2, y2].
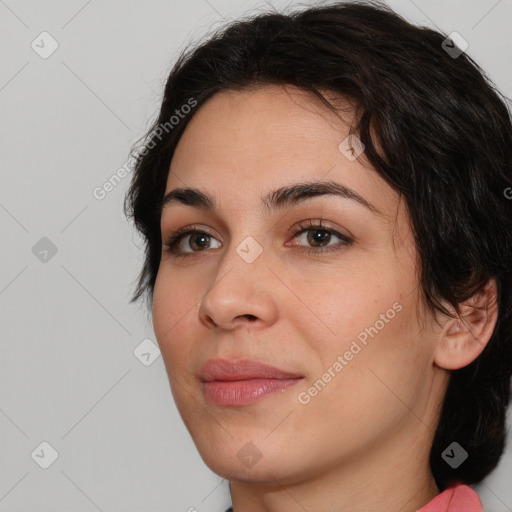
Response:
[192, 432, 307, 484]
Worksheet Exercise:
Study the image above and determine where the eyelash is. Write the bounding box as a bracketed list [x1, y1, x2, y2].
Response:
[163, 219, 353, 259]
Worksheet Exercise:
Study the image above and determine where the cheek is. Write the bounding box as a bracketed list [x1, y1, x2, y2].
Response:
[152, 269, 200, 369]
[297, 269, 427, 403]
[292, 272, 402, 357]
[295, 308, 429, 457]
[153, 264, 200, 325]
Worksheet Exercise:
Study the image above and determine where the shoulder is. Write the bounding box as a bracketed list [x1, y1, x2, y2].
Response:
[416, 483, 483, 511]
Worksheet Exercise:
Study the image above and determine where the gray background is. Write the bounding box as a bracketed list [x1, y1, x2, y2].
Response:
[1, 0, 511, 511]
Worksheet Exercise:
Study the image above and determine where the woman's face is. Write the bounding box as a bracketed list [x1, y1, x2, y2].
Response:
[152, 84, 447, 484]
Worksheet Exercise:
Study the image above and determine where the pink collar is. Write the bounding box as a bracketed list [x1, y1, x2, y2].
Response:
[416, 484, 483, 511]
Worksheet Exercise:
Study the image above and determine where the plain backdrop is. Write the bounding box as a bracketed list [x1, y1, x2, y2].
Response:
[0, 1, 511, 511]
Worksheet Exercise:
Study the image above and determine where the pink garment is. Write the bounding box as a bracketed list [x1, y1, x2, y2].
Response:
[416, 483, 483, 511]
[224, 483, 483, 512]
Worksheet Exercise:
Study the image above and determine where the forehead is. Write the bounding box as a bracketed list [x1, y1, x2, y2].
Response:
[165, 84, 396, 221]
[171, 84, 354, 164]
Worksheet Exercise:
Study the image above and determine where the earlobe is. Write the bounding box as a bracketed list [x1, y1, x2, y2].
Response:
[433, 279, 498, 371]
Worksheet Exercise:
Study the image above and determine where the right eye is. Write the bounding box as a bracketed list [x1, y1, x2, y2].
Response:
[163, 227, 222, 257]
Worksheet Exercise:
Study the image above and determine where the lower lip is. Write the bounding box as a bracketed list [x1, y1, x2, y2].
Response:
[203, 378, 302, 406]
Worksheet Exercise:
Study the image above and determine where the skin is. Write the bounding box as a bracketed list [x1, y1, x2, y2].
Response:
[152, 84, 498, 512]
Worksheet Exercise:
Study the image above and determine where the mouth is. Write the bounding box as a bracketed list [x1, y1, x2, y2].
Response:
[202, 378, 303, 406]
[199, 358, 304, 406]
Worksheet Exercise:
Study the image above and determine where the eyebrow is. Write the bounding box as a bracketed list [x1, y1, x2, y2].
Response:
[159, 180, 382, 217]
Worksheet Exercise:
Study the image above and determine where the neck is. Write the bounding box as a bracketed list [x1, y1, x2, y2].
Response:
[229, 422, 440, 512]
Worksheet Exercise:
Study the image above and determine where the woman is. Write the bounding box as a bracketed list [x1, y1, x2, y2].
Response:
[124, 1, 512, 510]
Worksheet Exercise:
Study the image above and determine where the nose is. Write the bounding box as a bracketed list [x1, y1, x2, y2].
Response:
[198, 244, 279, 331]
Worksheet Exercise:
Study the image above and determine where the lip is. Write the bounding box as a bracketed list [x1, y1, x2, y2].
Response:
[199, 358, 304, 406]
[200, 358, 303, 381]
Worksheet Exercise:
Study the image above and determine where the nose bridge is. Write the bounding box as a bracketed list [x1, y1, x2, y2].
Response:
[215, 218, 268, 281]
[198, 229, 276, 329]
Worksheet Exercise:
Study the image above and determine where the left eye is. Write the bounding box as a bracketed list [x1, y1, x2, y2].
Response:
[287, 223, 352, 253]
[292, 227, 344, 248]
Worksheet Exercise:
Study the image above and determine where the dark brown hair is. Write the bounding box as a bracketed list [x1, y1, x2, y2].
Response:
[124, 0, 512, 490]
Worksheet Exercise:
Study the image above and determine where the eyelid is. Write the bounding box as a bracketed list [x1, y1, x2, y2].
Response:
[163, 219, 353, 257]
[164, 223, 221, 249]
[286, 218, 352, 240]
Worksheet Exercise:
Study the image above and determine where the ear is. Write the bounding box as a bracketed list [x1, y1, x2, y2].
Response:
[434, 279, 498, 370]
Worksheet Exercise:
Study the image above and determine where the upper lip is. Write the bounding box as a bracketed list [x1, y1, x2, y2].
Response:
[199, 358, 303, 382]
